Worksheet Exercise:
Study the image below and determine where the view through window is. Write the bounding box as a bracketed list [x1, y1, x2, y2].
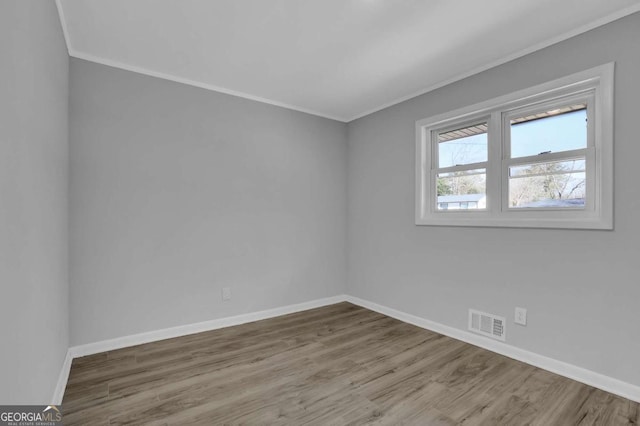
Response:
[508, 106, 587, 209]
[436, 123, 487, 210]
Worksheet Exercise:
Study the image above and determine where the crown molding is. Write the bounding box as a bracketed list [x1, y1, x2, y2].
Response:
[55, 4, 640, 123]
[345, 4, 640, 122]
[54, 0, 71, 56]
[69, 50, 348, 122]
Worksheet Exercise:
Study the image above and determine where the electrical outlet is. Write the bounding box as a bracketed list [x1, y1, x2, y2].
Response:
[515, 307, 527, 326]
[222, 287, 232, 301]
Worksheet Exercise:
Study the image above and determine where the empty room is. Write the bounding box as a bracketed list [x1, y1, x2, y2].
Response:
[2, 0, 640, 424]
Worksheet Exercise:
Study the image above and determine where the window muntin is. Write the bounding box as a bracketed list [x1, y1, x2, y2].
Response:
[415, 63, 613, 229]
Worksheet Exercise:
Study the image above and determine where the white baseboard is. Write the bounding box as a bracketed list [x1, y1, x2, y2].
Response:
[53, 295, 346, 403]
[68, 295, 347, 358]
[345, 295, 640, 403]
[51, 349, 73, 405]
[53, 293, 639, 404]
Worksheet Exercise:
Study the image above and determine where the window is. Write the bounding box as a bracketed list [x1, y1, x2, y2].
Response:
[506, 102, 589, 210]
[435, 122, 488, 214]
[416, 63, 613, 229]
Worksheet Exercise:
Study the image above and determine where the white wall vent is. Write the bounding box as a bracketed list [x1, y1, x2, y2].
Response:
[468, 309, 506, 341]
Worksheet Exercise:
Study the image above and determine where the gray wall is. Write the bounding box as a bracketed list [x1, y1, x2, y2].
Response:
[3, 0, 633, 400]
[69, 59, 348, 345]
[0, 1, 69, 403]
[347, 12, 640, 386]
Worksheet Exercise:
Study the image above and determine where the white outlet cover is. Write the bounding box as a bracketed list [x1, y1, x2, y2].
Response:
[222, 287, 232, 301]
[515, 307, 527, 326]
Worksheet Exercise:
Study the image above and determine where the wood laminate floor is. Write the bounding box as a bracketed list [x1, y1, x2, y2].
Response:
[62, 303, 638, 425]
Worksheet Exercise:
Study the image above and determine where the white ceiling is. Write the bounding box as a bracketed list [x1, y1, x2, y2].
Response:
[57, 0, 640, 122]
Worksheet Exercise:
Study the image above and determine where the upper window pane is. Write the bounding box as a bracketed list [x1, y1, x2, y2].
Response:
[438, 123, 488, 168]
[510, 105, 587, 158]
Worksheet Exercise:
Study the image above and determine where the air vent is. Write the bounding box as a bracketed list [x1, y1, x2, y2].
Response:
[468, 309, 506, 341]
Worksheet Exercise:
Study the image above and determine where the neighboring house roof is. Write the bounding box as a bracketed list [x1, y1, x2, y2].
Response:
[518, 198, 585, 208]
[437, 194, 486, 203]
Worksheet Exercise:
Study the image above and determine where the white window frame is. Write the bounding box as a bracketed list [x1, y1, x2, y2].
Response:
[415, 63, 614, 229]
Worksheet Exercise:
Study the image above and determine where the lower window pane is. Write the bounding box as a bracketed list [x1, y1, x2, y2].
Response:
[508, 159, 586, 208]
[437, 169, 486, 210]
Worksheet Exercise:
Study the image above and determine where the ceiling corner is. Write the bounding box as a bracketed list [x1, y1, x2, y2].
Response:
[55, 0, 72, 55]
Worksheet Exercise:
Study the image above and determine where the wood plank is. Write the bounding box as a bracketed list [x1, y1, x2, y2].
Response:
[62, 302, 639, 425]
